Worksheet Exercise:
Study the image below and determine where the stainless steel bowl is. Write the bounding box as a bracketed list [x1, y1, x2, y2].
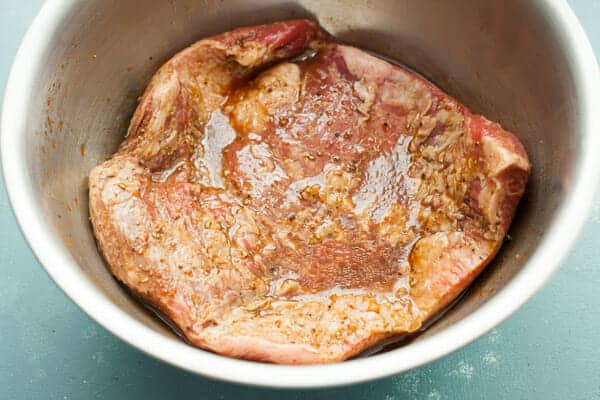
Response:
[2, 0, 599, 388]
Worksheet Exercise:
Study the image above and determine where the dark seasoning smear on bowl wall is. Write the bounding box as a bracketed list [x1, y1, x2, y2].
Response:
[43, 44, 144, 264]
[44, 60, 88, 256]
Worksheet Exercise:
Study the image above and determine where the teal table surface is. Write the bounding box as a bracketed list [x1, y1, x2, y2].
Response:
[1, 1, 599, 399]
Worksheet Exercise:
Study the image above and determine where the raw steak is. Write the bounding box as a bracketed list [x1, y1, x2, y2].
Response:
[89, 20, 530, 363]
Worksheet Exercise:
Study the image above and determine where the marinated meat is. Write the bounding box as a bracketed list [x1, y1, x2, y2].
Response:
[89, 20, 530, 364]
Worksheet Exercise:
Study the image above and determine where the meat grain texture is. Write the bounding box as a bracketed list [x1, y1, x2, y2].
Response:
[89, 20, 530, 364]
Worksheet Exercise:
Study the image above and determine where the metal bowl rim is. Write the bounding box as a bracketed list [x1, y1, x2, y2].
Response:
[2, 0, 599, 388]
